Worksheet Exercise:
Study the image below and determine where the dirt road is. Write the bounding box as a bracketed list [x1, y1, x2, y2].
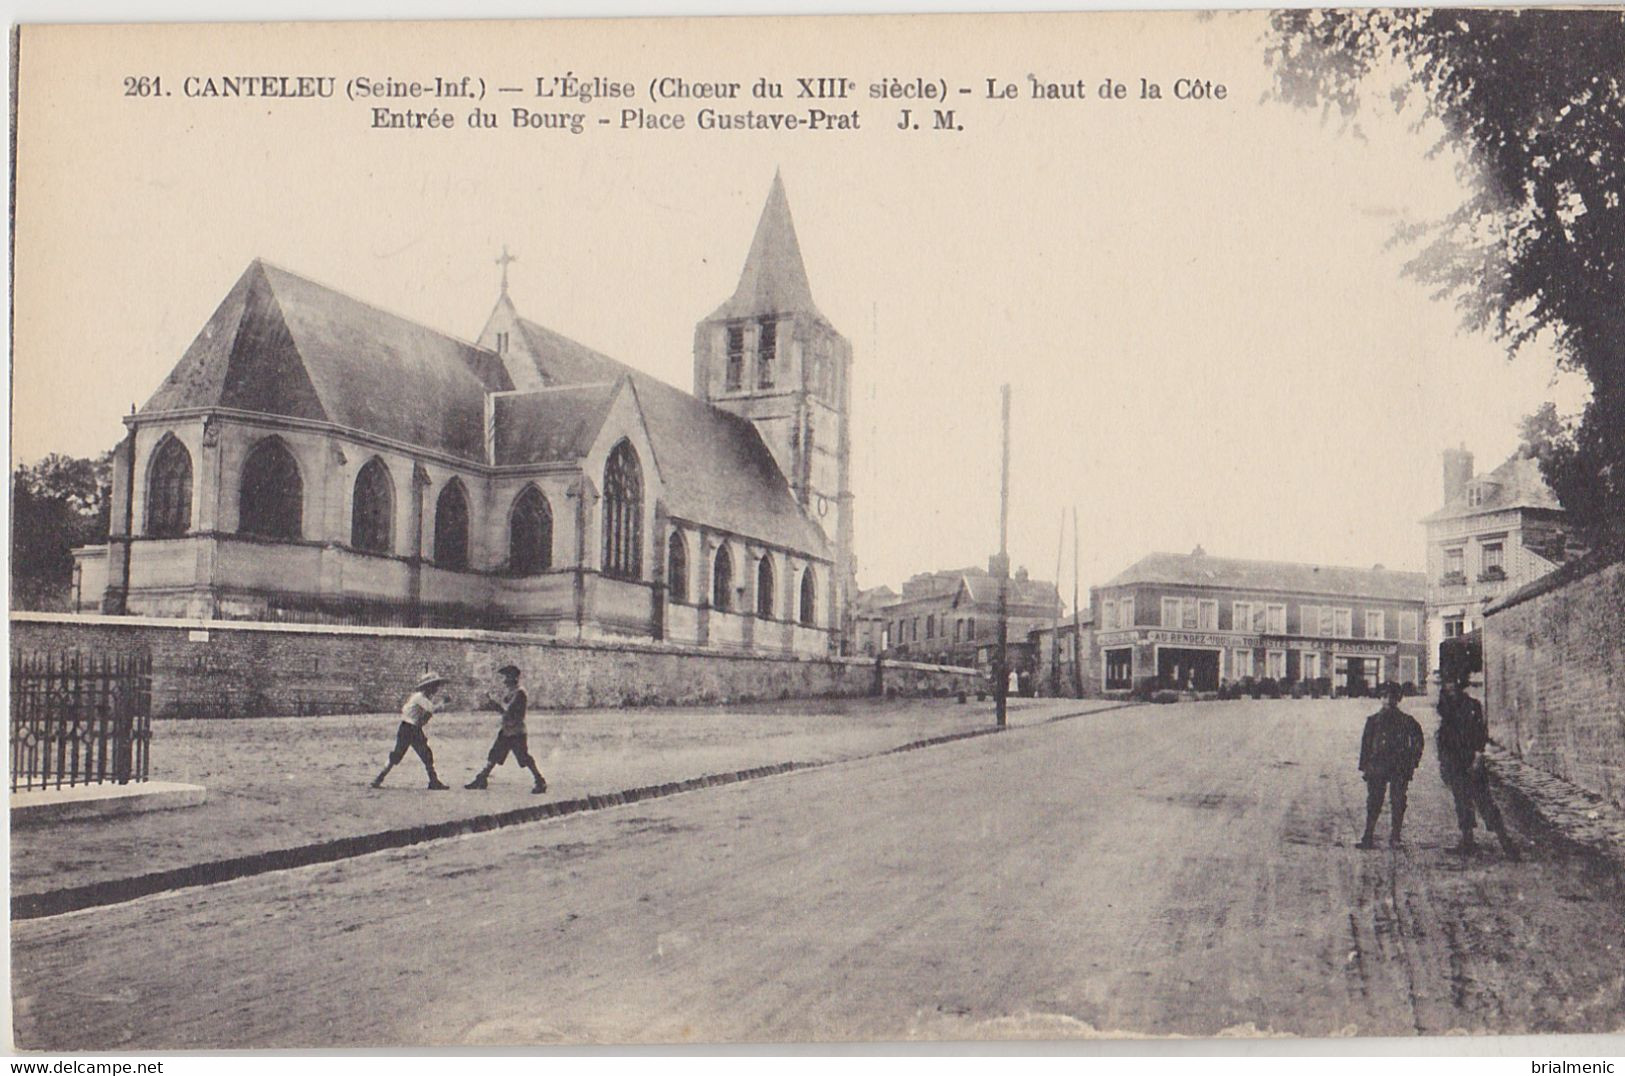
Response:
[13, 699, 1624, 1047]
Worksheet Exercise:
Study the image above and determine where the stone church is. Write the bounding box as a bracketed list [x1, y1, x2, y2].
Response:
[80, 175, 857, 656]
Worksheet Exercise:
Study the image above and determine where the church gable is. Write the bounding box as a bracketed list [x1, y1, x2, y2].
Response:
[141, 260, 325, 422]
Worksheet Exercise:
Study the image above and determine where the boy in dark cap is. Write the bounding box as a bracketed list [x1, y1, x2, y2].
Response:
[1356, 682, 1425, 849]
[371, 672, 452, 790]
[465, 664, 547, 794]
[1437, 678, 1520, 859]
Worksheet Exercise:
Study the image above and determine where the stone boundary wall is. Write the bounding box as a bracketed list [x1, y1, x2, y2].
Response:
[10, 613, 984, 718]
[1483, 549, 1625, 811]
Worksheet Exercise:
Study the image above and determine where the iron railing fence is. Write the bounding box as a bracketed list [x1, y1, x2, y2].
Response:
[10, 651, 152, 793]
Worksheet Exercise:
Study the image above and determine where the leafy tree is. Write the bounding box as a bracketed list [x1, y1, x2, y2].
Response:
[1267, 10, 1625, 535]
[10, 449, 116, 609]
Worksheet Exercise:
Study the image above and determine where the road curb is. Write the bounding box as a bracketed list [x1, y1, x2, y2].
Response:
[12, 702, 1133, 921]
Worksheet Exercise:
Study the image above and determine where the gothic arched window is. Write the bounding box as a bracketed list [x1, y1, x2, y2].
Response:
[351, 457, 394, 554]
[146, 435, 192, 538]
[602, 440, 643, 580]
[509, 485, 552, 574]
[434, 480, 470, 570]
[800, 567, 817, 626]
[239, 437, 303, 540]
[667, 531, 688, 604]
[713, 545, 733, 612]
[756, 554, 775, 619]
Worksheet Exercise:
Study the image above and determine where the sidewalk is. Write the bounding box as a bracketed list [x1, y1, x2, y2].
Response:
[10, 695, 1124, 913]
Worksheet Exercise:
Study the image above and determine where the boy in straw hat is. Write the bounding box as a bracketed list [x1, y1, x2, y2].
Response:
[464, 664, 547, 794]
[371, 672, 452, 790]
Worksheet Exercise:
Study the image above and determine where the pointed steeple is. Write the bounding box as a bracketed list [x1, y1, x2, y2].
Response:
[709, 171, 823, 321]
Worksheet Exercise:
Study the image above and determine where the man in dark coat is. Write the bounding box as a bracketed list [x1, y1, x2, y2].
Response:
[1437, 678, 1520, 859]
[1357, 682, 1426, 849]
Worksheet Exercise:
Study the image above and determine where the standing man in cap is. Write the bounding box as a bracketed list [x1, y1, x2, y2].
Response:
[465, 664, 547, 794]
[1436, 677, 1521, 859]
[371, 672, 452, 790]
[1356, 682, 1425, 849]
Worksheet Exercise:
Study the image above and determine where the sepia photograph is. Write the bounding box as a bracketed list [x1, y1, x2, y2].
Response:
[6, 4, 1624, 1054]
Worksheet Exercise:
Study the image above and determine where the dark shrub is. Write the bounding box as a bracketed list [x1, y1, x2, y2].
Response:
[1152, 690, 1180, 704]
[1261, 677, 1281, 699]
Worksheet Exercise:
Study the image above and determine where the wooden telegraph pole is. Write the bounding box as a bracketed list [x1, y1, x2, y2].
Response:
[995, 384, 1011, 727]
[1051, 508, 1065, 697]
[1072, 504, 1084, 698]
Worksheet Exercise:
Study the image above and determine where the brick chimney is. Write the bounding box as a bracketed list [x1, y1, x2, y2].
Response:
[1442, 444, 1474, 504]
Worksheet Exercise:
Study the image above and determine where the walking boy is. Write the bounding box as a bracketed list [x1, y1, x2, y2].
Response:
[1356, 682, 1425, 849]
[1437, 678, 1520, 859]
[371, 672, 452, 790]
[465, 664, 547, 794]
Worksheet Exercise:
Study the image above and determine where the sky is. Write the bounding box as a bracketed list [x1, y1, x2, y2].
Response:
[9, 10, 1591, 602]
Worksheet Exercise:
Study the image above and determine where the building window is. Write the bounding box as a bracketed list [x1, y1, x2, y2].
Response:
[799, 567, 817, 626]
[1332, 608, 1350, 637]
[145, 435, 193, 538]
[1105, 648, 1133, 690]
[667, 531, 688, 603]
[508, 485, 552, 574]
[1400, 655, 1419, 688]
[433, 480, 470, 569]
[1267, 650, 1287, 680]
[1444, 616, 1465, 639]
[1365, 610, 1385, 640]
[913, 618, 920, 642]
[927, 614, 936, 638]
[1162, 597, 1182, 629]
[1480, 542, 1505, 580]
[1232, 649, 1255, 678]
[1101, 599, 1116, 631]
[757, 317, 777, 388]
[1444, 547, 1465, 583]
[1119, 598, 1134, 627]
[1467, 485, 1484, 507]
[1234, 602, 1266, 633]
[602, 440, 643, 580]
[351, 457, 394, 554]
[1301, 605, 1319, 637]
[1399, 611, 1419, 642]
[954, 619, 963, 642]
[713, 545, 733, 611]
[239, 437, 303, 540]
[1197, 600, 1218, 631]
[967, 618, 976, 639]
[757, 554, 775, 618]
[726, 326, 744, 391]
[495, 331, 509, 354]
[1302, 652, 1321, 681]
[1266, 604, 1286, 634]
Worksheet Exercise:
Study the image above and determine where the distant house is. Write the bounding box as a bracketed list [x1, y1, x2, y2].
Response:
[1422, 447, 1579, 678]
[1092, 547, 1426, 696]
[872, 561, 1062, 672]
[1028, 614, 1096, 698]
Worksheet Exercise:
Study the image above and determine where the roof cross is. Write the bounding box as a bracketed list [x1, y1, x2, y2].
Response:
[496, 245, 518, 294]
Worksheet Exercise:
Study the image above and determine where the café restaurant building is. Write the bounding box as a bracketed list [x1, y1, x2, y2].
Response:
[1091, 548, 1427, 695]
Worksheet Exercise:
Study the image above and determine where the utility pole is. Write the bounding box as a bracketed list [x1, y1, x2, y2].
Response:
[995, 383, 1011, 728]
[1051, 508, 1065, 697]
[1072, 504, 1084, 698]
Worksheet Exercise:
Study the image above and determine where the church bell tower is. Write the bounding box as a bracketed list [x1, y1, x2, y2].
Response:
[694, 172, 856, 647]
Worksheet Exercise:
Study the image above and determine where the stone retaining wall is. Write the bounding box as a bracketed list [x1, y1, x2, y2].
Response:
[1483, 545, 1625, 811]
[10, 613, 983, 718]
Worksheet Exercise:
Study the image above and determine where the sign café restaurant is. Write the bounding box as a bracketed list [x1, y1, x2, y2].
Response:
[1090, 550, 1428, 696]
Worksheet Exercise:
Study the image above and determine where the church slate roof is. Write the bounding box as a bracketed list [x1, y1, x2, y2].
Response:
[490, 384, 620, 465]
[513, 316, 829, 556]
[706, 172, 825, 323]
[142, 261, 510, 462]
[1103, 552, 1425, 603]
[1421, 453, 1563, 523]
